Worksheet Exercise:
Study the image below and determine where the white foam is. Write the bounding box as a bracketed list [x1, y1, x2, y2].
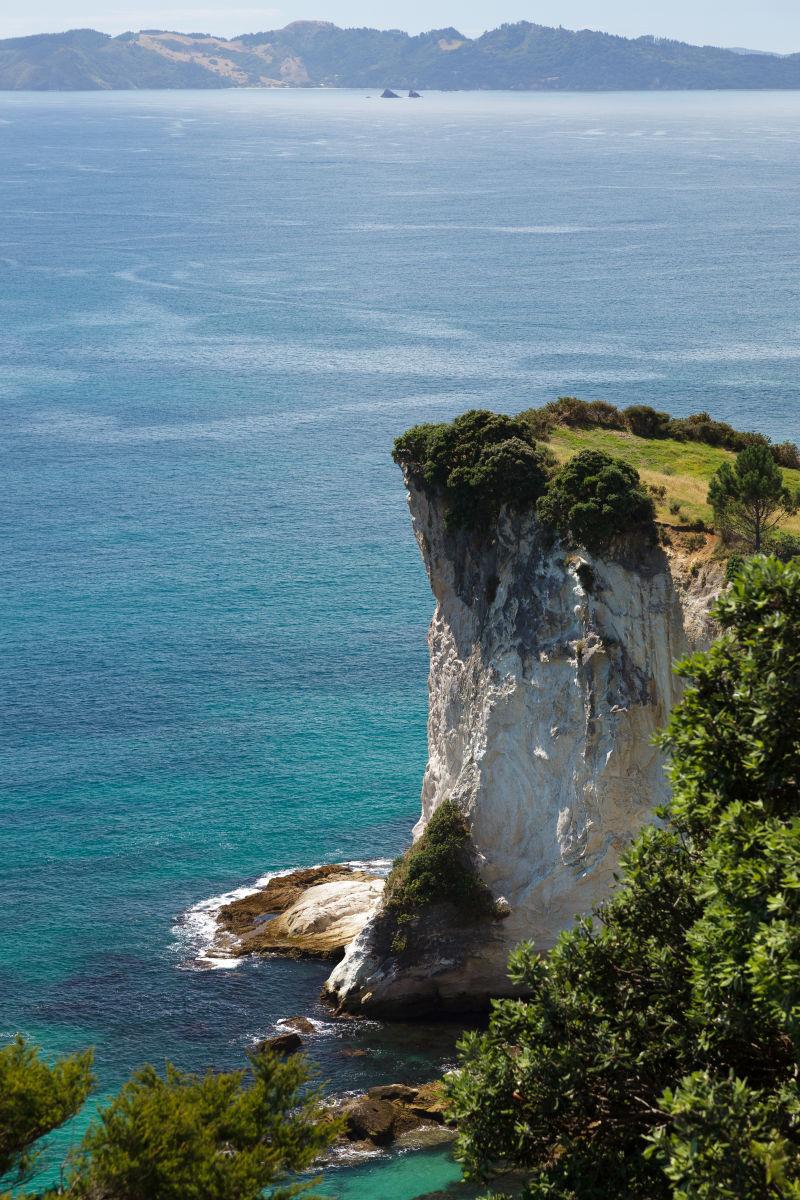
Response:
[173, 859, 392, 971]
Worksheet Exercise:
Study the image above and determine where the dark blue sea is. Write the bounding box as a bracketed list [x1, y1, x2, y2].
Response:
[1, 87, 799, 1197]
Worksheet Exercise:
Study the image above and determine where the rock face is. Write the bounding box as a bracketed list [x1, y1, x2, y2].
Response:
[214, 865, 384, 960]
[333, 1081, 452, 1154]
[325, 479, 723, 1016]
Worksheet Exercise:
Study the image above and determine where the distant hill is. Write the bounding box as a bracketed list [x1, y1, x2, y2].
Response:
[2, 21, 800, 91]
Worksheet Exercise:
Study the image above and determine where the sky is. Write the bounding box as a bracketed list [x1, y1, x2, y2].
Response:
[2, 0, 799, 53]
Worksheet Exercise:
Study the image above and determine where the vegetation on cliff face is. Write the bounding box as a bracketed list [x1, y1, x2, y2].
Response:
[385, 799, 496, 940]
[0, 1044, 339, 1200]
[446, 555, 800, 1199]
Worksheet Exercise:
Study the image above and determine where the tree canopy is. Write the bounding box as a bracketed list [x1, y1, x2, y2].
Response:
[536, 448, 656, 553]
[0, 1046, 339, 1200]
[0, 1037, 93, 1189]
[392, 410, 553, 531]
[446, 555, 800, 1199]
[709, 442, 797, 552]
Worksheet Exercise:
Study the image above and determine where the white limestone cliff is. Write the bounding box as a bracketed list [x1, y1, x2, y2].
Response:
[324, 479, 722, 1017]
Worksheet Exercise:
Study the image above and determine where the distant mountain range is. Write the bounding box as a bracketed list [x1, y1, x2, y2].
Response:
[2, 21, 800, 92]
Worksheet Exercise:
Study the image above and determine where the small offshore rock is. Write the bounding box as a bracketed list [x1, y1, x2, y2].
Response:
[381, 88, 400, 98]
[281, 1015, 317, 1034]
[343, 1096, 397, 1145]
[261, 1031, 302, 1055]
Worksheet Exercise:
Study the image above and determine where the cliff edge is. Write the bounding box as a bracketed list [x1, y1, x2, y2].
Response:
[324, 476, 722, 1016]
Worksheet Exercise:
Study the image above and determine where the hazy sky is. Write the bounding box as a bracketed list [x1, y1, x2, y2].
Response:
[3, 0, 799, 53]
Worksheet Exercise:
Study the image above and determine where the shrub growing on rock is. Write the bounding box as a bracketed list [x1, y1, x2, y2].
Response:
[385, 799, 495, 925]
[537, 449, 656, 552]
[392, 410, 553, 531]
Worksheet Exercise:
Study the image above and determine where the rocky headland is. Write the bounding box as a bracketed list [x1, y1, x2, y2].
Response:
[321, 474, 723, 1017]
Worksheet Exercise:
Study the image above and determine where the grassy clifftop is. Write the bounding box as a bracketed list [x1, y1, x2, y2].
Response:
[394, 401, 800, 553]
[547, 425, 800, 534]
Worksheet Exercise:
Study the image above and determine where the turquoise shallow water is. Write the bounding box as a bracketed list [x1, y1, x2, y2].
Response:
[1, 88, 799, 1197]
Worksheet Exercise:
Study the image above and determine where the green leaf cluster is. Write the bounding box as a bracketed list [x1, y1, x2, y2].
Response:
[537, 448, 656, 553]
[446, 555, 800, 1199]
[0, 1037, 93, 1188]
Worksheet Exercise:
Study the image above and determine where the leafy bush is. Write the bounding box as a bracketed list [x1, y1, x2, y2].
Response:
[540, 396, 625, 431]
[67, 1051, 338, 1200]
[537, 449, 656, 552]
[447, 557, 800, 1200]
[725, 553, 746, 583]
[623, 403, 675, 439]
[0, 1042, 338, 1200]
[385, 799, 495, 924]
[772, 441, 800, 470]
[392, 410, 553, 531]
[767, 530, 800, 562]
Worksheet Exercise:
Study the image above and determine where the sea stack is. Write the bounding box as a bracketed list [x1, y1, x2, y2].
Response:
[381, 88, 400, 98]
[409, 89, 422, 98]
[324, 474, 722, 1017]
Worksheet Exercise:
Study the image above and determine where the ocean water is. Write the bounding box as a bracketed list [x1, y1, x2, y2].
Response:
[1, 88, 799, 1197]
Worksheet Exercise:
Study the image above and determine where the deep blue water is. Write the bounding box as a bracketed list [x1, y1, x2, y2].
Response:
[1, 88, 799, 1197]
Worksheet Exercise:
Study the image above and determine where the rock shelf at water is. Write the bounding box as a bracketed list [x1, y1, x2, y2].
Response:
[210, 864, 385, 960]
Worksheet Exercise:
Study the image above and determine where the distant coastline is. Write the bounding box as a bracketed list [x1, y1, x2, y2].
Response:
[1, 20, 800, 93]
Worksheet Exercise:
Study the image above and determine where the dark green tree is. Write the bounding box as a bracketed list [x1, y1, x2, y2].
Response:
[708, 443, 797, 552]
[0, 1037, 93, 1190]
[392, 410, 552, 531]
[537, 448, 656, 552]
[446, 556, 800, 1200]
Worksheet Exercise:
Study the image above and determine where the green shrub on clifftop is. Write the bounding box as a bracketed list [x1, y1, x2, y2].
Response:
[537, 448, 656, 553]
[392, 410, 553, 531]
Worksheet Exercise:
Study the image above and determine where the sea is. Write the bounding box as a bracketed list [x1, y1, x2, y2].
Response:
[1, 87, 799, 1198]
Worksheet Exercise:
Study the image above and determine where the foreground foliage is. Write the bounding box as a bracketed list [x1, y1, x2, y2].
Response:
[0, 1047, 339, 1200]
[0, 1038, 94, 1188]
[447, 556, 800, 1199]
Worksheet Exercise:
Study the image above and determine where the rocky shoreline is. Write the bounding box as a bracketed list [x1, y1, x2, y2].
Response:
[205, 863, 386, 962]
